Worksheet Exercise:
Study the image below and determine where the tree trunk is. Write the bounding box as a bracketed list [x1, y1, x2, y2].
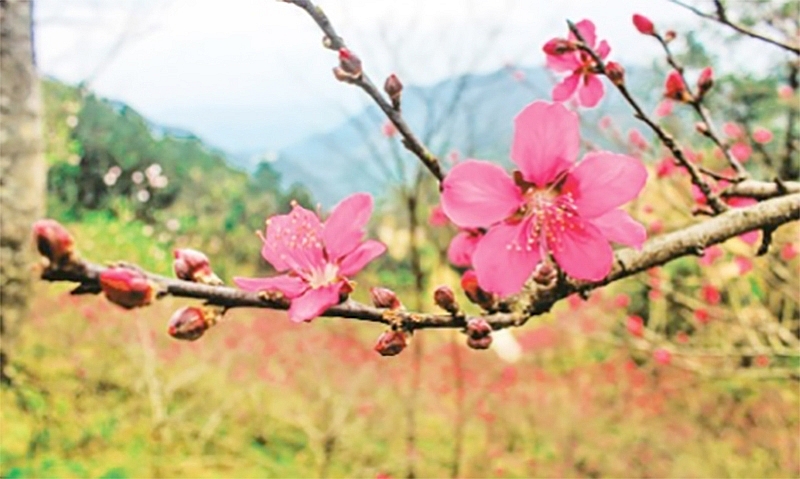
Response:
[0, 0, 47, 385]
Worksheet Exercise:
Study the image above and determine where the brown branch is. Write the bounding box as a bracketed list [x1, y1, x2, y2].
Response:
[567, 20, 729, 214]
[283, 0, 445, 182]
[668, 0, 800, 55]
[722, 179, 800, 200]
[39, 194, 800, 332]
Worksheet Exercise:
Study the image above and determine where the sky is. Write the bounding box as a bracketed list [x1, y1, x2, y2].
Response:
[33, 0, 765, 156]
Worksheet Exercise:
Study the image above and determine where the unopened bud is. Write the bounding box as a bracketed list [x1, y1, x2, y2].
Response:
[542, 38, 576, 56]
[465, 318, 493, 350]
[696, 66, 714, 95]
[632, 14, 655, 35]
[374, 329, 407, 356]
[460, 270, 496, 310]
[384, 73, 403, 108]
[653, 348, 672, 365]
[173, 248, 222, 285]
[167, 306, 210, 341]
[433, 285, 459, 314]
[694, 122, 710, 136]
[99, 267, 156, 309]
[605, 61, 625, 86]
[626, 315, 645, 337]
[664, 70, 692, 103]
[532, 261, 557, 286]
[664, 30, 676, 42]
[370, 287, 401, 310]
[338, 48, 362, 78]
[32, 219, 75, 265]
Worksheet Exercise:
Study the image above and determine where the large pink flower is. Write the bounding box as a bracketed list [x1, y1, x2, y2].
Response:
[441, 101, 647, 296]
[543, 19, 610, 108]
[235, 193, 386, 322]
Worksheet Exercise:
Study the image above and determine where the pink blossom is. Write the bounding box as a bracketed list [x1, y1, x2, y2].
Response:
[655, 157, 678, 178]
[781, 242, 798, 261]
[752, 127, 773, 144]
[543, 20, 610, 108]
[626, 315, 644, 337]
[701, 284, 721, 305]
[778, 85, 793, 99]
[441, 101, 648, 295]
[664, 71, 689, 102]
[692, 183, 759, 244]
[447, 229, 482, 267]
[382, 121, 397, 137]
[655, 99, 674, 117]
[653, 348, 672, 365]
[730, 142, 752, 162]
[234, 194, 386, 322]
[694, 308, 711, 325]
[628, 129, 648, 151]
[698, 244, 723, 266]
[428, 204, 449, 227]
[723, 122, 743, 139]
[735, 256, 753, 274]
[632, 14, 655, 35]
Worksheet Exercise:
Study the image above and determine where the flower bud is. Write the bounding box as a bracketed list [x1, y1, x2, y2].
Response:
[32, 219, 75, 265]
[542, 38, 576, 56]
[465, 318, 493, 349]
[338, 48, 362, 78]
[374, 329, 407, 356]
[653, 348, 672, 365]
[532, 261, 557, 286]
[696, 66, 714, 95]
[167, 306, 209, 341]
[370, 287, 401, 310]
[384, 73, 403, 108]
[694, 122, 710, 136]
[626, 315, 644, 337]
[664, 30, 676, 42]
[664, 70, 691, 103]
[605, 61, 625, 86]
[433, 285, 459, 314]
[460, 270, 496, 310]
[173, 248, 222, 285]
[632, 14, 655, 35]
[99, 267, 156, 309]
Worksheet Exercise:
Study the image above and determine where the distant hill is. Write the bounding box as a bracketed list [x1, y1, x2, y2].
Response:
[268, 65, 660, 206]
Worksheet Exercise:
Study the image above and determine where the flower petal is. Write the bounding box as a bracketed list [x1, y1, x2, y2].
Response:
[564, 151, 648, 218]
[339, 239, 386, 276]
[588, 209, 647, 249]
[569, 19, 597, 47]
[288, 283, 342, 323]
[552, 73, 580, 102]
[578, 74, 604, 108]
[550, 219, 613, 281]
[471, 220, 541, 296]
[596, 40, 611, 59]
[265, 204, 325, 272]
[511, 101, 580, 187]
[324, 192, 373, 261]
[546, 51, 580, 72]
[441, 160, 522, 228]
[447, 230, 481, 267]
[233, 274, 308, 299]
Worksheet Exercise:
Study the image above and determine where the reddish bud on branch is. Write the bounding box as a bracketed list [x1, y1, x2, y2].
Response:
[460, 270, 496, 310]
[542, 38, 576, 56]
[663, 30, 677, 42]
[465, 318, 493, 350]
[632, 14, 655, 35]
[167, 306, 211, 341]
[384, 73, 403, 109]
[370, 287, 401, 310]
[99, 267, 156, 309]
[605, 61, 625, 86]
[32, 219, 75, 266]
[532, 261, 557, 287]
[664, 70, 692, 103]
[433, 285, 459, 314]
[173, 248, 222, 285]
[696, 66, 714, 96]
[374, 329, 407, 356]
[333, 48, 362, 82]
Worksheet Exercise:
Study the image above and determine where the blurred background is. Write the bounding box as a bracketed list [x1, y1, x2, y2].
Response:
[1, 0, 798, 477]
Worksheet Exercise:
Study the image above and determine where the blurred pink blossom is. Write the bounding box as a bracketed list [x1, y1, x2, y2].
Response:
[752, 127, 773, 144]
[653, 348, 672, 365]
[730, 142, 752, 162]
[428, 204, 449, 227]
[544, 20, 610, 108]
[723, 122, 744, 139]
[654, 99, 674, 117]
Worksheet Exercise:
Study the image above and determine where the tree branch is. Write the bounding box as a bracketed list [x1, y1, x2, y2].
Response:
[39, 194, 800, 332]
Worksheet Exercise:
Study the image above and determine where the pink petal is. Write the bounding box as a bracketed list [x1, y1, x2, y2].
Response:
[511, 101, 580, 187]
[471, 220, 541, 296]
[441, 160, 522, 228]
[564, 151, 648, 218]
[338, 239, 386, 276]
[288, 283, 342, 323]
[596, 40, 611, 59]
[550, 219, 613, 281]
[324, 192, 373, 260]
[739, 229, 760, 245]
[588, 209, 647, 249]
[569, 19, 597, 47]
[265, 204, 325, 272]
[233, 274, 308, 299]
[447, 231, 480, 267]
[578, 74, 604, 108]
[261, 238, 289, 272]
[552, 73, 580, 102]
[546, 52, 581, 73]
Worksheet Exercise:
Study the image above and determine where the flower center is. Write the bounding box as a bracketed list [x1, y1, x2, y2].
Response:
[306, 262, 340, 289]
[508, 187, 579, 253]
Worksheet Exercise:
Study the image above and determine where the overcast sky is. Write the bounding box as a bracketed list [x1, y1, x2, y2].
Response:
[33, 0, 770, 154]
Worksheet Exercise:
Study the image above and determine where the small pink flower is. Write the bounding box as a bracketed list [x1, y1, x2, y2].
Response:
[447, 229, 482, 267]
[730, 142, 752, 162]
[632, 14, 655, 35]
[723, 122, 743, 139]
[752, 127, 773, 144]
[694, 308, 711, 325]
[614, 293, 630, 308]
[653, 348, 672, 365]
[544, 20, 610, 108]
[781, 242, 798, 261]
[234, 194, 386, 322]
[655, 157, 678, 178]
[428, 204, 449, 227]
[441, 101, 648, 295]
[626, 315, 644, 337]
[699, 244, 723, 266]
[735, 256, 753, 274]
[701, 284, 721, 305]
[628, 129, 648, 151]
[696, 66, 714, 93]
[655, 99, 674, 117]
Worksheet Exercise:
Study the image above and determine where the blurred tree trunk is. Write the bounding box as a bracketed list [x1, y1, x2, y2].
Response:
[0, 0, 47, 385]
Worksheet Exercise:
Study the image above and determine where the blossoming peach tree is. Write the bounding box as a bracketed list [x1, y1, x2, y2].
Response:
[36, 0, 799, 361]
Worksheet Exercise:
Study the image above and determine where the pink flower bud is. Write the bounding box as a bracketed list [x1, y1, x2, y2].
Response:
[466, 318, 493, 349]
[780, 242, 797, 261]
[370, 287, 401, 310]
[32, 219, 75, 265]
[694, 308, 711, 325]
[730, 142, 752, 162]
[696, 66, 714, 94]
[384, 73, 403, 101]
[626, 315, 644, 337]
[428, 204, 449, 227]
[664, 70, 691, 102]
[701, 284, 721, 305]
[173, 248, 221, 285]
[433, 285, 459, 313]
[338, 48, 362, 77]
[460, 270, 496, 310]
[752, 127, 773, 144]
[374, 329, 407, 356]
[542, 38, 576, 56]
[99, 267, 156, 309]
[532, 261, 556, 286]
[605, 61, 625, 86]
[663, 30, 677, 42]
[653, 348, 672, 365]
[723, 122, 743, 138]
[632, 14, 655, 35]
[467, 335, 493, 350]
[167, 306, 208, 341]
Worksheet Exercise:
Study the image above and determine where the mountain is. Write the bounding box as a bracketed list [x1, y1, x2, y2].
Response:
[270, 65, 660, 207]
